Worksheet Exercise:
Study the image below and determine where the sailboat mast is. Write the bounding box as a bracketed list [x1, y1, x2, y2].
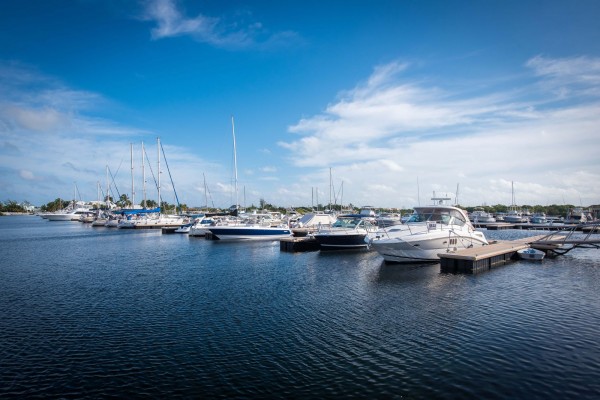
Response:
[142, 141, 147, 208]
[157, 137, 161, 211]
[511, 181, 515, 208]
[106, 165, 110, 207]
[231, 116, 239, 211]
[329, 167, 332, 210]
[130, 143, 135, 207]
[203, 173, 208, 211]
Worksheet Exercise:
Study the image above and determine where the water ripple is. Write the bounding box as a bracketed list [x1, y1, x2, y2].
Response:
[1, 217, 600, 398]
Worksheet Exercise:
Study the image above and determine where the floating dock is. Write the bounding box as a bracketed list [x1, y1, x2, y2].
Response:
[474, 222, 598, 232]
[439, 235, 559, 274]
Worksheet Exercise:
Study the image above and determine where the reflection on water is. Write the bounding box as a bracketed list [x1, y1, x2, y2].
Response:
[1, 216, 599, 398]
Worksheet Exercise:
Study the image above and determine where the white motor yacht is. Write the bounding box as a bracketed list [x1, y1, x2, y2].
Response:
[312, 214, 378, 250]
[46, 204, 92, 221]
[470, 209, 496, 223]
[368, 197, 489, 263]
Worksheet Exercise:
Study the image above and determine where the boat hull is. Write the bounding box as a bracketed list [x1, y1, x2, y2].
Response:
[370, 232, 489, 263]
[46, 214, 80, 221]
[208, 226, 292, 241]
[313, 233, 369, 249]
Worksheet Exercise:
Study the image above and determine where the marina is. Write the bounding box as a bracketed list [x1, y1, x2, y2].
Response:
[2, 215, 600, 398]
[2, 1, 599, 397]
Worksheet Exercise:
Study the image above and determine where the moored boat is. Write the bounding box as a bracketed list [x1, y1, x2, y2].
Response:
[368, 197, 489, 263]
[290, 212, 337, 237]
[517, 248, 545, 261]
[312, 214, 378, 250]
[470, 209, 496, 224]
[208, 222, 292, 241]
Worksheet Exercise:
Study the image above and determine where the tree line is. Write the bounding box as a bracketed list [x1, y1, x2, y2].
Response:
[4, 197, 598, 218]
[0, 200, 30, 213]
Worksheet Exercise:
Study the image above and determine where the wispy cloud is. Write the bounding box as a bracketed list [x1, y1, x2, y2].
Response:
[526, 55, 600, 98]
[278, 56, 600, 206]
[140, 0, 301, 49]
[0, 62, 229, 205]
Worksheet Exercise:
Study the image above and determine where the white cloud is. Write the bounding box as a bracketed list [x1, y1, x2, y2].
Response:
[19, 170, 35, 180]
[526, 55, 600, 98]
[277, 57, 600, 207]
[140, 0, 301, 49]
[0, 63, 232, 207]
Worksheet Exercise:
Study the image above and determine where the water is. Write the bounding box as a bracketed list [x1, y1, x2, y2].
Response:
[1, 216, 599, 399]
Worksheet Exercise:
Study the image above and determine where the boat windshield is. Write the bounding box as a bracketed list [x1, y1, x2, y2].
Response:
[406, 208, 467, 226]
[332, 218, 362, 228]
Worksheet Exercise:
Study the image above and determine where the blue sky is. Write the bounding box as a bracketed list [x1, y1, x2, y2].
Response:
[1, 0, 599, 209]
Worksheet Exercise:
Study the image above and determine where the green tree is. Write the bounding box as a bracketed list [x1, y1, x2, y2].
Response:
[143, 199, 158, 208]
[3, 200, 25, 212]
[41, 198, 65, 212]
[117, 194, 131, 208]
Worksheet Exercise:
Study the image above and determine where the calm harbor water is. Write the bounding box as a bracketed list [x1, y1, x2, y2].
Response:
[1, 215, 599, 399]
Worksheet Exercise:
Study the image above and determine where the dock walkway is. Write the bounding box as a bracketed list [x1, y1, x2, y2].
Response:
[439, 235, 556, 274]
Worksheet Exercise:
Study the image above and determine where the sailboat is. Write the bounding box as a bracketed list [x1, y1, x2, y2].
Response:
[189, 174, 217, 237]
[119, 139, 187, 229]
[504, 181, 528, 223]
[91, 166, 111, 226]
[207, 117, 292, 241]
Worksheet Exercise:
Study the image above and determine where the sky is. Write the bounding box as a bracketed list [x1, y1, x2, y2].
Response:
[1, 0, 599, 209]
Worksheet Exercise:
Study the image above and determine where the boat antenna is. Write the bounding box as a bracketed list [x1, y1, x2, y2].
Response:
[455, 183, 460, 206]
[417, 176, 421, 206]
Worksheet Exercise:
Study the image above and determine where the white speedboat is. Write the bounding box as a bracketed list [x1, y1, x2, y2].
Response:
[504, 209, 528, 223]
[290, 212, 337, 237]
[368, 197, 489, 263]
[208, 223, 292, 241]
[517, 248, 545, 261]
[530, 213, 547, 224]
[470, 209, 496, 223]
[173, 221, 194, 233]
[312, 214, 378, 250]
[188, 216, 217, 237]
